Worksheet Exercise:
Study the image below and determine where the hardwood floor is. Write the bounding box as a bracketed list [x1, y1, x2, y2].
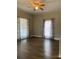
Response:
[17, 38, 60, 59]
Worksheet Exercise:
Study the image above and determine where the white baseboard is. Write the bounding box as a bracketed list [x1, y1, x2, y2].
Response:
[31, 35, 42, 37]
[54, 37, 61, 40]
[31, 35, 61, 40]
[59, 54, 61, 58]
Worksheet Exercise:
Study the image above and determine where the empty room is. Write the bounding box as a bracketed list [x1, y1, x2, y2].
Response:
[17, 0, 61, 59]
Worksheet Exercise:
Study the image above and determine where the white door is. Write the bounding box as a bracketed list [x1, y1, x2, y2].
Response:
[44, 20, 53, 39]
[19, 18, 29, 39]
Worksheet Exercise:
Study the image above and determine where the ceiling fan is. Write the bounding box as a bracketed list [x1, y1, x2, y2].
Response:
[30, 0, 45, 10]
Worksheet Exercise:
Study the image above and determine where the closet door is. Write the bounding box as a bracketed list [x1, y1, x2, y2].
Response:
[20, 18, 29, 39]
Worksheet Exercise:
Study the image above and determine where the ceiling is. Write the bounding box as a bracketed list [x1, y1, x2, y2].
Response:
[17, 0, 61, 14]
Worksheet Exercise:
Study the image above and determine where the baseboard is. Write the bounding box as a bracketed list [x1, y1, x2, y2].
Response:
[59, 54, 61, 58]
[31, 35, 60, 40]
[31, 35, 42, 38]
[18, 35, 61, 40]
[54, 37, 61, 40]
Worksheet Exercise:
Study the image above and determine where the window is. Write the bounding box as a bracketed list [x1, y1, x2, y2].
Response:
[43, 20, 53, 39]
[18, 18, 29, 39]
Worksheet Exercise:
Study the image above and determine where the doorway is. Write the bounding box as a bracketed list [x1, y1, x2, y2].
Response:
[17, 17, 29, 39]
[43, 19, 54, 39]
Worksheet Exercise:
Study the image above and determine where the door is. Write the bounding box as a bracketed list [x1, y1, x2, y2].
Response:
[43, 20, 54, 39]
[19, 18, 29, 39]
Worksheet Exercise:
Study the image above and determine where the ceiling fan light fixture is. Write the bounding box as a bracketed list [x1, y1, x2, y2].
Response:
[35, 6, 39, 10]
[30, 0, 45, 11]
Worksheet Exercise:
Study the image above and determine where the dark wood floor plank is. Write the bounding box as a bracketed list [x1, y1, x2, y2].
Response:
[17, 38, 60, 59]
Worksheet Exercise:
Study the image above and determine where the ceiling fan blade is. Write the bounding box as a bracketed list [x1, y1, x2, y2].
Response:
[40, 4, 45, 6]
[40, 5, 45, 7]
[40, 7, 44, 10]
[33, 2, 39, 5]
